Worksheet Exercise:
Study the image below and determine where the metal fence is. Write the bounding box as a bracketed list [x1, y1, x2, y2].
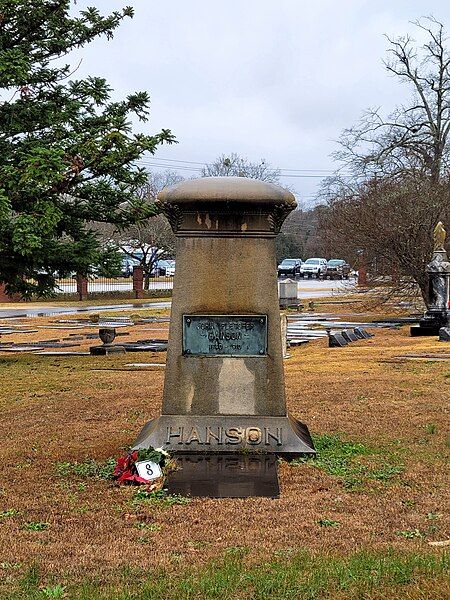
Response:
[54, 274, 173, 296]
[54, 277, 77, 294]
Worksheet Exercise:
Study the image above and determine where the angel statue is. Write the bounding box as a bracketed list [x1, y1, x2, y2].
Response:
[433, 221, 447, 252]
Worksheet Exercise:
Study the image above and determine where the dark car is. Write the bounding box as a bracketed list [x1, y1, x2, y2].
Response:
[277, 258, 302, 278]
[326, 259, 351, 279]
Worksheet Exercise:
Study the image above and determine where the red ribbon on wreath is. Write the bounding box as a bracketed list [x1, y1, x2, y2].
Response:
[113, 450, 150, 484]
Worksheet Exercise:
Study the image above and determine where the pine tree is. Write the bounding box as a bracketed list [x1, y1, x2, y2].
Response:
[0, 1, 175, 297]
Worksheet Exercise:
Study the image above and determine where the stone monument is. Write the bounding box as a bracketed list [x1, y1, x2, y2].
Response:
[134, 177, 315, 456]
[411, 222, 450, 337]
[90, 327, 126, 355]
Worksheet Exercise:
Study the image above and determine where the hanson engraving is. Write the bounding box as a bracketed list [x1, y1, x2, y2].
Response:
[183, 315, 268, 356]
[166, 426, 282, 446]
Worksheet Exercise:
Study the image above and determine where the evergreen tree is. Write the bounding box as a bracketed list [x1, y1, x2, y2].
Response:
[0, 1, 175, 297]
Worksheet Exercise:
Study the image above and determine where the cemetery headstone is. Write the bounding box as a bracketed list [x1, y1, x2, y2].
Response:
[133, 177, 315, 456]
[353, 327, 372, 339]
[279, 279, 298, 309]
[341, 329, 359, 342]
[439, 327, 450, 342]
[328, 330, 348, 347]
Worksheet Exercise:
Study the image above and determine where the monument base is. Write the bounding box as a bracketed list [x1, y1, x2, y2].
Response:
[133, 413, 315, 457]
[89, 344, 126, 355]
[165, 453, 280, 498]
[410, 324, 441, 336]
[410, 313, 450, 337]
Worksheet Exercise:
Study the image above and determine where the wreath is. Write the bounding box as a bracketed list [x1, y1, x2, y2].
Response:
[113, 446, 172, 487]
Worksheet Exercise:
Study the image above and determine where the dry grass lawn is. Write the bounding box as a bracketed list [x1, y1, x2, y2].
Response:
[0, 306, 448, 598]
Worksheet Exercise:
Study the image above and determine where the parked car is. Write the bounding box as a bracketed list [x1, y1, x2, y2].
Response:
[157, 259, 176, 277]
[326, 259, 351, 280]
[300, 258, 328, 278]
[277, 258, 302, 278]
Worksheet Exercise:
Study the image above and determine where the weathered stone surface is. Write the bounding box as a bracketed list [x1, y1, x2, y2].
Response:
[134, 414, 315, 456]
[134, 177, 315, 456]
[279, 279, 298, 309]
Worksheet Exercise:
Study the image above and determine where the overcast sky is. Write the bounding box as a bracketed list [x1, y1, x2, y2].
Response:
[74, 0, 450, 205]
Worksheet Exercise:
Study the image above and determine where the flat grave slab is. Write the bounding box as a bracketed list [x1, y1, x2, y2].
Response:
[165, 453, 280, 498]
[393, 353, 450, 360]
[35, 351, 91, 356]
[1, 346, 45, 352]
[138, 317, 170, 323]
[125, 363, 166, 368]
[119, 339, 168, 352]
[37, 325, 88, 330]
[0, 328, 38, 334]
[34, 341, 81, 348]
[289, 339, 310, 346]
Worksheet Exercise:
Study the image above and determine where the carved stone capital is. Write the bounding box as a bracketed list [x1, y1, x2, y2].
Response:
[267, 202, 295, 234]
[160, 201, 183, 233]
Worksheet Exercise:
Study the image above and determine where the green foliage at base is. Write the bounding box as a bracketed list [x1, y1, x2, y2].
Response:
[292, 433, 404, 489]
[55, 458, 116, 480]
[4, 550, 448, 600]
[131, 489, 191, 508]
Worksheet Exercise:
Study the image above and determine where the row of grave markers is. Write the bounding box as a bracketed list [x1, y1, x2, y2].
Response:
[327, 327, 373, 348]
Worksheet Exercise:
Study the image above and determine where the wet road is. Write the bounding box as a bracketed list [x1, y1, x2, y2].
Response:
[0, 302, 172, 319]
[0, 279, 354, 319]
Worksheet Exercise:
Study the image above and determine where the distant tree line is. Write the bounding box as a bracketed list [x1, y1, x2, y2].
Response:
[316, 17, 450, 306]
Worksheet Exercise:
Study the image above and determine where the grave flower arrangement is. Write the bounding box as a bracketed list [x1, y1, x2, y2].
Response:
[113, 446, 172, 489]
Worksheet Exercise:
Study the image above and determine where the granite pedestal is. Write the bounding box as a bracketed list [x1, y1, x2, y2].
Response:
[133, 177, 315, 458]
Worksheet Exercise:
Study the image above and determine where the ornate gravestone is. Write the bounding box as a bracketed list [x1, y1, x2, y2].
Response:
[133, 177, 315, 457]
[411, 222, 450, 337]
[90, 327, 126, 355]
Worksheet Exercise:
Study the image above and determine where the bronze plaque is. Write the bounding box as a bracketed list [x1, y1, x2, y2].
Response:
[182, 314, 267, 357]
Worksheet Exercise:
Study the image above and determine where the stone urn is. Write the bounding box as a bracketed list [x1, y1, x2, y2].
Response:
[99, 327, 116, 345]
[90, 326, 125, 355]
